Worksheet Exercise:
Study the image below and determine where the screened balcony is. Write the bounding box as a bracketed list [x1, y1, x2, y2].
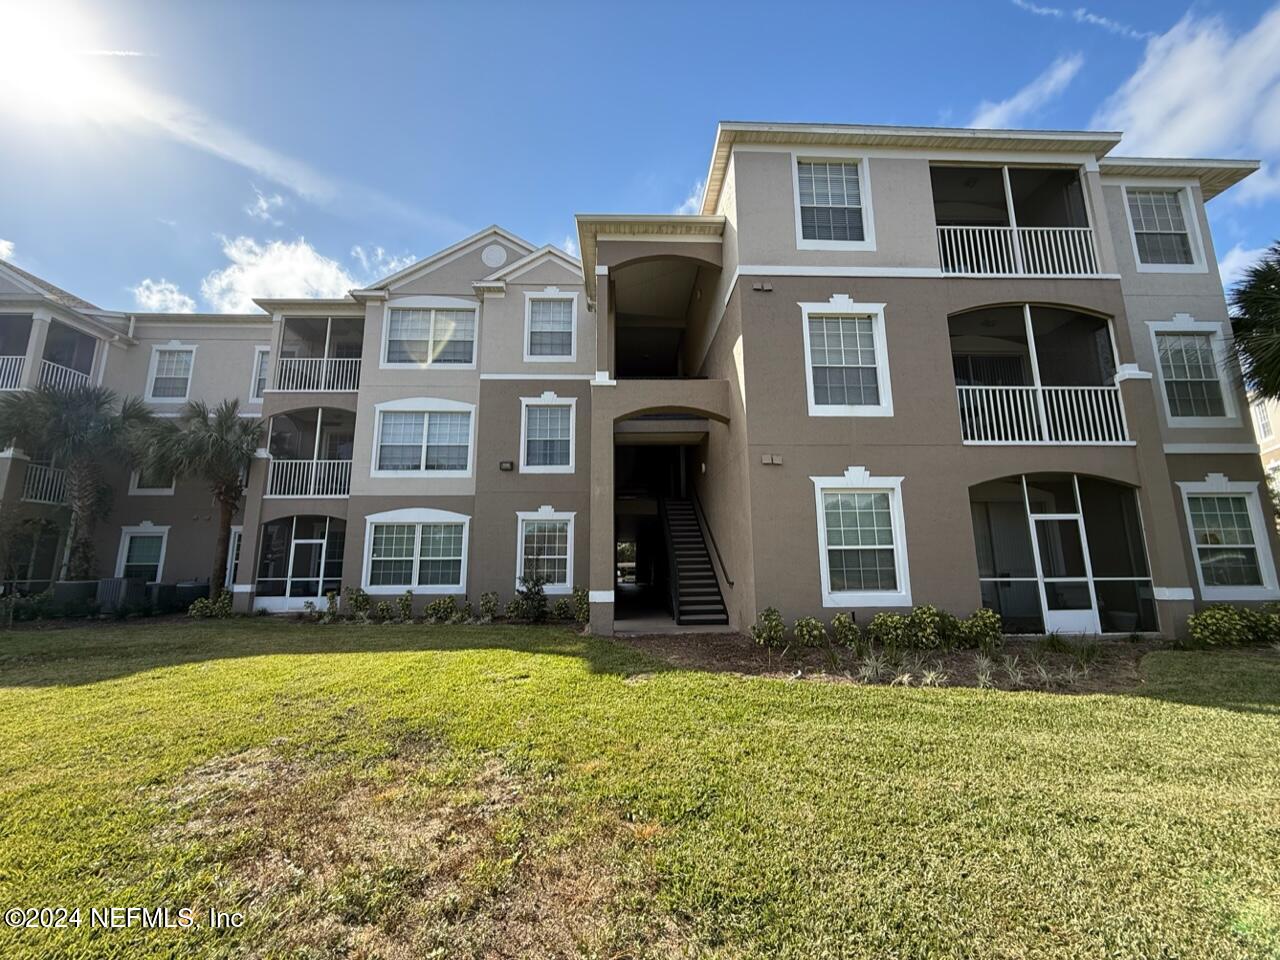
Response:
[274, 316, 363, 392]
[265, 407, 355, 498]
[951, 305, 1129, 445]
[39, 320, 95, 390]
[0, 314, 31, 390]
[931, 165, 1099, 276]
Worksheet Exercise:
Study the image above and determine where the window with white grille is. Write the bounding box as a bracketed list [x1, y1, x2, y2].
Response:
[516, 510, 574, 593]
[1126, 189, 1195, 265]
[1156, 333, 1226, 418]
[251, 348, 270, 400]
[148, 348, 194, 400]
[385, 308, 475, 365]
[798, 160, 865, 242]
[1253, 401, 1273, 441]
[374, 407, 472, 474]
[800, 299, 893, 417]
[368, 522, 465, 588]
[1186, 495, 1263, 587]
[812, 470, 910, 607]
[520, 397, 575, 473]
[526, 296, 575, 359]
[116, 528, 168, 581]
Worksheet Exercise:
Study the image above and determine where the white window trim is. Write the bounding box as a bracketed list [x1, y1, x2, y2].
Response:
[1147, 314, 1240, 428]
[1177, 473, 1280, 601]
[248, 345, 270, 403]
[1118, 181, 1207, 275]
[379, 295, 479, 370]
[791, 152, 877, 252]
[114, 523, 170, 583]
[523, 288, 578, 362]
[515, 505, 575, 595]
[128, 468, 175, 496]
[799, 295, 894, 418]
[811, 467, 911, 608]
[519, 392, 576, 474]
[369, 396, 477, 479]
[360, 507, 470, 595]
[225, 525, 242, 588]
[144, 342, 197, 404]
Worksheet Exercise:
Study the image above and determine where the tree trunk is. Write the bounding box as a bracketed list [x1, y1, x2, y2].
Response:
[211, 496, 234, 599]
[62, 460, 100, 581]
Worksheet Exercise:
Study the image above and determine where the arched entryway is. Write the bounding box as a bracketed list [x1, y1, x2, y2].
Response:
[970, 474, 1157, 634]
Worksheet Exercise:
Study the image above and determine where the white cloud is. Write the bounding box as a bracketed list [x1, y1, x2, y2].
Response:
[1218, 243, 1269, 290]
[131, 277, 196, 313]
[1093, 9, 1280, 184]
[0, 239, 13, 260]
[245, 186, 285, 225]
[970, 53, 1084, 128]
[560, 234, 578, 257]
[1011, 0, 1154, 41]
[674, 180, 705, 216]
[350, 244, 416, 282]
[200, 237, 357, 313]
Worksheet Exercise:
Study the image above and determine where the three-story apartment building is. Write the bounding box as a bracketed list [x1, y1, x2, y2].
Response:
[1, 120, 1274, 638]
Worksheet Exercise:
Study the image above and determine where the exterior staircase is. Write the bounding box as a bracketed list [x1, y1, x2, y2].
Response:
[662, 498, 729, 626]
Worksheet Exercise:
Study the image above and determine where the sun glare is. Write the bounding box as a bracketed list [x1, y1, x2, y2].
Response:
[2, 1, 137, 124]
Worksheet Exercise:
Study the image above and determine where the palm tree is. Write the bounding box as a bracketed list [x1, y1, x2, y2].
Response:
[0, 385, 152, 580]
[1230, 241, 1280, 398]
[141, 399, 263, 594]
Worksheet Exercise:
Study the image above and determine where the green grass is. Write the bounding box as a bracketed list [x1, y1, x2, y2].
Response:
[1, 620, 1278, 959]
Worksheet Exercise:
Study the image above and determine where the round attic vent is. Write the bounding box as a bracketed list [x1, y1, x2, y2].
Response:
[481, 244, 508, 268]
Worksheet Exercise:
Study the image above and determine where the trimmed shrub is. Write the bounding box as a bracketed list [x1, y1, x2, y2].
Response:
[478, 592, 499, 622]
[906, 604, 944, 649]
[323, 590, 342, 623]
[372, 600, 396, 623]
[1186, 605, 1254, 647]
[793, 616, 828, 648]
[867, 611, 910, 652]
[188, 590, 233, 620]
[750, 607, 786, 647]
[511, 576, 548, 624]
[343, 586, 371, 620]
[397, 590, 414, 623]
[425, 596, 457, 624]
[572, 586, 589, 624]
[552, 596, 574, 621]
[504, 597, 522, 620]
[450, 600, 474, 625]
[830, 612, 864, 654]
[958, 608, 1003, 654]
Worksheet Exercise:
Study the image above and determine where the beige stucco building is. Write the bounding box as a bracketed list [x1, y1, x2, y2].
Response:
[1, 120, 1275, 637]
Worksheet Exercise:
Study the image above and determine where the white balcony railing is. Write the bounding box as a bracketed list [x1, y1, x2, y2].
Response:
[937, 226, 1099, 276]
[957, 385, 1129, 445]
[274, 357, 361, 392]
[22, 463, 68, 504]
[39, 360, 91, 391]
[0, 355, 24, 390]
[266, 459, 352, 497]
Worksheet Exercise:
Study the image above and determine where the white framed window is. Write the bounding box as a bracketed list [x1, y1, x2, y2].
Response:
[793, 154, 876, 252]
[519, 393, 575, 474]
[145, 343, 196, 402]
[381, 298, 477, 368]
[799, 295, 893, 417]
[811, 467, 911, 608]
[225, 525, 242, 588]
[370, 397, 475, 478]
[128, 465, 176, 496]
[115, 523, 170, 582]
[361, 507, 470, 594]
[1177, 474, 1279, 601]
[1120, 184, 1205, 273]
[1253, 401, 1273, 442]
[516, 506, 574, 594]
[524, 289, 577, 361]
[1147, 315, 1238, 427]
[249, 346, 270, 401]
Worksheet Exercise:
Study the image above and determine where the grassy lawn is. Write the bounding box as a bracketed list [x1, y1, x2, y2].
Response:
[1, 621, 1278, 959]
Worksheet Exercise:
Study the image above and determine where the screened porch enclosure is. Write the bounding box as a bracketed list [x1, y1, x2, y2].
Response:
[254, 515, 345, 607]
[970, 474, 1157, 634]
[276, 316, 363, 391]
[265, 408, 355, 497]
[951, 305, 1129, 444]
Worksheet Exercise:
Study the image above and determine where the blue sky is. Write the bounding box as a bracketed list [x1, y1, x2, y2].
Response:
[2, 0, 1279, 313]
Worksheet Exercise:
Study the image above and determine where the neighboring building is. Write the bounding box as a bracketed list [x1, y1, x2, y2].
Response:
[1250, 393, 1280, 482]
[1, 120, 1275, 638]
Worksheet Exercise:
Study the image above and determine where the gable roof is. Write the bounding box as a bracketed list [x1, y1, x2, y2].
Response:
[483, 244, 583, 282]
[0, 258, 101, 312]
[359, 225, 536, 292]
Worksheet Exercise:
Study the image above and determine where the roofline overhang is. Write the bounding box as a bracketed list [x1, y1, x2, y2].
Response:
[1098, 155, 1261, 200]
[574, 214, 726, 301]
[252, 298, 358, 312]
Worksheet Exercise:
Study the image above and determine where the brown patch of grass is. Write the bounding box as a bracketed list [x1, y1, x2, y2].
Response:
[164, 739, 687, 959]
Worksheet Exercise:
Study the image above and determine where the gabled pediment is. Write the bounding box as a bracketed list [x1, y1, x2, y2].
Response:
[363, 226, 536, 294]
[483, 245, 583, 283]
